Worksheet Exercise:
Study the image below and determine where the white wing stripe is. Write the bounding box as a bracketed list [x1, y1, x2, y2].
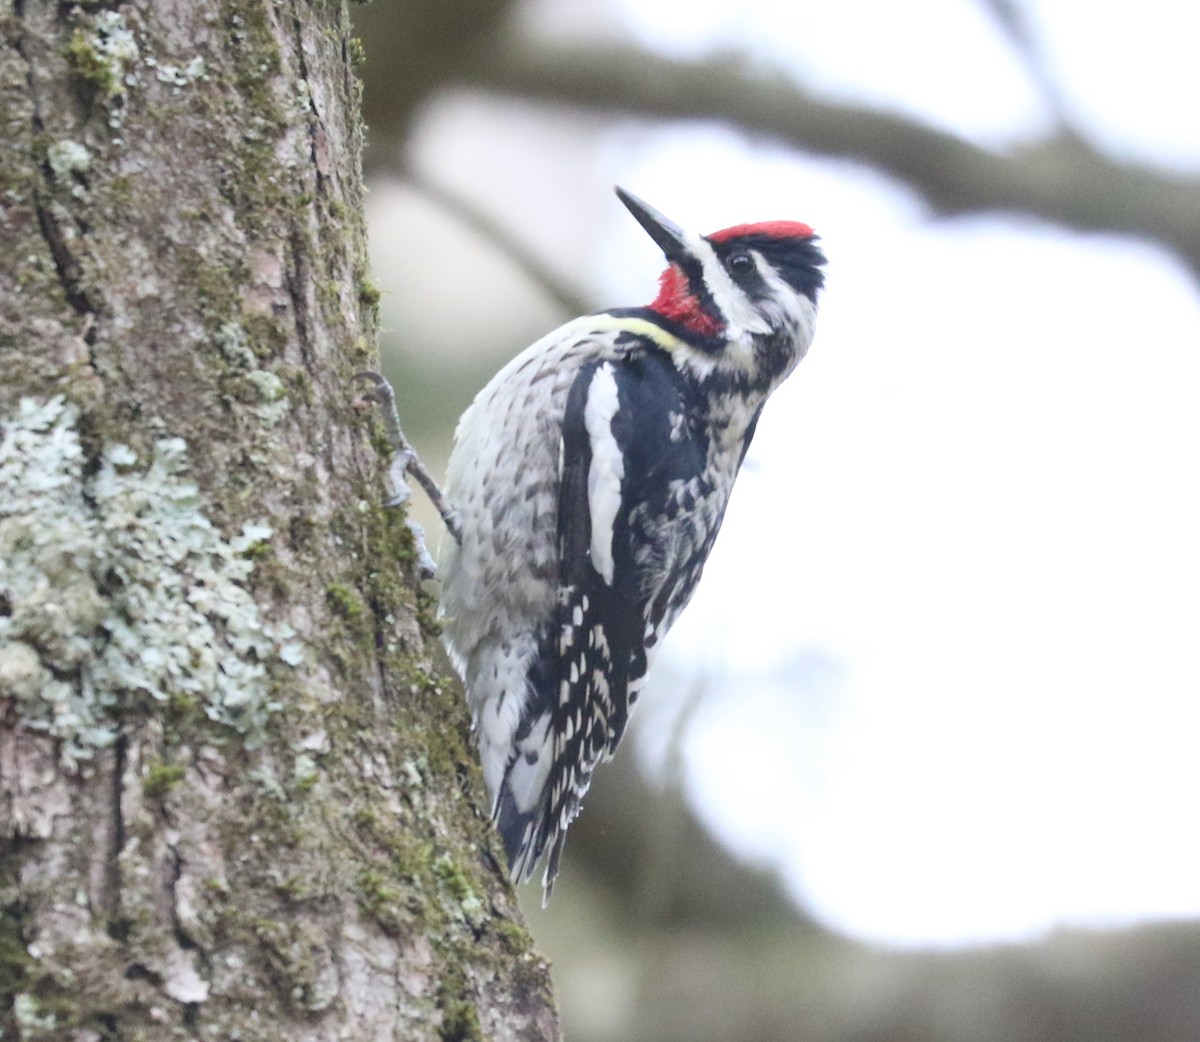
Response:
[583, 363, 624, 585]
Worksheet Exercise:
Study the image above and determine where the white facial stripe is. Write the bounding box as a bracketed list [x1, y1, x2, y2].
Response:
[687, 232, 772, 339]
[583, 363, 624, 584]
[758, 261, 818, 355]
[793, 289, 818, 352]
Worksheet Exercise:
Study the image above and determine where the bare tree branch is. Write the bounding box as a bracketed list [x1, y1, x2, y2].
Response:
[464, 39, 1200, 280]
[977, 0, 1074, 129]
[400, 165, 592, 316]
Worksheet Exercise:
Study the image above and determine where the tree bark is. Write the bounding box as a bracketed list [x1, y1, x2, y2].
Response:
[0, 2, 556, 1040]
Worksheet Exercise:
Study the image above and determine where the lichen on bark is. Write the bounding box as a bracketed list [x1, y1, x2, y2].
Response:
[1, 395, 294, 764]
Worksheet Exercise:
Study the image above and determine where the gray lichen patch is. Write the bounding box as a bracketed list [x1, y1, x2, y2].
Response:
[45, 140, 92, 199]
[0, 396, 300, 765]
[65, 9, 142, 115]
[215, 322, 291, 428]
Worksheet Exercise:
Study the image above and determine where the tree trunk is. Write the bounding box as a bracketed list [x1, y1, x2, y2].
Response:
[0, 2, 557, 1039]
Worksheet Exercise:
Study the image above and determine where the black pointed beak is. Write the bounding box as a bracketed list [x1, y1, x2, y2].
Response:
[615, 187, 691, 266]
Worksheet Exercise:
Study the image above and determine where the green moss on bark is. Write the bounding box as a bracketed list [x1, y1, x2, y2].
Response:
[0, 849, 31, 1015]
[438, 969, 484, 1042]
[141, 761, 186, 799]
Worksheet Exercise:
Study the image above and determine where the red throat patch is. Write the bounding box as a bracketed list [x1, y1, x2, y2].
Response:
[648, 264, 723, 337]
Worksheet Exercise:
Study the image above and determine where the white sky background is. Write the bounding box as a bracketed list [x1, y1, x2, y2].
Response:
[378, 0, 1200, 946]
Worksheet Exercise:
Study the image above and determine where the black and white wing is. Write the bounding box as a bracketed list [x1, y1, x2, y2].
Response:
[494, 345, 718, 899]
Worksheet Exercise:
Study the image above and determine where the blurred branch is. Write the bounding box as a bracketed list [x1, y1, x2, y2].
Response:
[400, 165, 591, 317]
[545, 916, 1200, 1042]
[351, 0, 518, 167]
[977, 0, 1074, 129]
[465, 39, 1200, 281]
[631, 674, 712, 926]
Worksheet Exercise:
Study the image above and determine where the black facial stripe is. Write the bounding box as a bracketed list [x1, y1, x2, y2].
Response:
[726, 251, 769, 298]
[710, 234, 827, 303]
[672, 253, 725, 331]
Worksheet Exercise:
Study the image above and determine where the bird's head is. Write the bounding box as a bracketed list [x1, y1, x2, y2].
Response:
[616, 187, 826, 391]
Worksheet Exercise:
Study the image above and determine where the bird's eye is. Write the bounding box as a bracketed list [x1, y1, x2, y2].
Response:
[728, 252, 755, 277]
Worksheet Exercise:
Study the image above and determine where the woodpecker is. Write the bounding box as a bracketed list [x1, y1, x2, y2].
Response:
[438, 188, 826, 901]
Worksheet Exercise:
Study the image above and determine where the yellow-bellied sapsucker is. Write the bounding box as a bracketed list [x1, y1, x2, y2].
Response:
[437, 188, 826, 901]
